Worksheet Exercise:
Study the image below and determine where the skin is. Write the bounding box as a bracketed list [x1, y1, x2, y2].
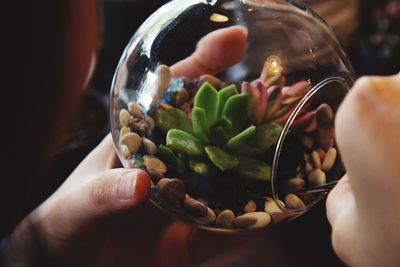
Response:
[326, 74, 400, 267]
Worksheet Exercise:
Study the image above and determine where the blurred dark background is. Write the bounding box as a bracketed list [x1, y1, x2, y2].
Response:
[11, 0, 399, 266]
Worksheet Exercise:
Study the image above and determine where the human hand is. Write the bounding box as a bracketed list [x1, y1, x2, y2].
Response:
[326, 74, 400, 267]
[1, 26, 253, 267]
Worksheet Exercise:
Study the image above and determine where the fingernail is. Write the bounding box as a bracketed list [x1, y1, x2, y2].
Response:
[117, 170, 138, 200]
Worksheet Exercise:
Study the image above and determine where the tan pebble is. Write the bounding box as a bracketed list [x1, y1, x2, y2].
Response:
[157, 178, 185, 206]
[129, 120, 141, 132]
[200, 74, 221, 88]
[184, 195, 215, 225]
[120, 132, 142, 153]
[192, 207, 216, 225]
[144, 115, 155, 131]
[296, 165, 304, 178]
[284, 178, 305, 193]
[305, 161, 314, 173]
[120, 144, 131, 160]
[128, 102, 143, 118]
[156, 178, 168, 187]
[317, 125, 335, 151]
[143, 156, 167, 174]
[119, 126, 131, 138]
[184, 195, 208, 218]
[159, 102, 174, 110]
[271, 212, 291, 224]
[264, 198, 285, 214]
[139, 122, 150, 136]
[188, 96, 195, 106]
[180, 102, 192, 115]
[264, 198, 291, 223]
[233, 215, 258, 229]
[300, 135, 314, 149]
[305, 155, 314, 173]
[155, 65, 172, 100]
[304, 115, 318, 132]
[296, 165, 301, 173]
[234, 212, 271, 230]
[244, 200, 257, 213]
[119, 109, 130, 127]
[308, 169, 326, 186]
[173, 88, 190, 106]
[316, 148, 326, 160]
[147, 169, 164, 185]
[311, 151, 321, 168]
[215, 210, 235, 228]
[285, 194, 306, 210]
[322, 147, 337, 172]
[316, 103, 334, 124]
[142, 137, 158, 154]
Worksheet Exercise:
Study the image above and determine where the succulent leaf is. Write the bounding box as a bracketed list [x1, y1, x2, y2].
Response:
[254, 122, 283, 153]
[154, 107, 193, 134]
[263, 86, 283, 121]
[261, 72, 285, 88]
[290, 112, 315, 131]
[225, 125, 256, 153]
[188, 158, 219, 177]
[217, 84, 238, 117]
[234, 157, 271, 181]
[194, 81, 219, 127]
[271, 105, 295, 123]
[205, 146, 239, 171]
[189, 159, 211, 176]
[211, 115, 232, 134]
[222, 93, 249, 134]
[242, 81, 261, 124]
[166, 129, 204, 156]
[250, 80, 269, 124]
[209, 125, 231, 146]
[158, 145, 187, 174]
[227, 123, 282, 156]
[282, 81, 310, 97]
[192, 107, 210, 143]
[281, 95, 302, 106]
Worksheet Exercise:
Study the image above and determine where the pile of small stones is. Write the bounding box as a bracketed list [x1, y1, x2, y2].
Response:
[282, 102, 338, 207]
[119, 102, 168, 180]
[157, 177, 294, 229]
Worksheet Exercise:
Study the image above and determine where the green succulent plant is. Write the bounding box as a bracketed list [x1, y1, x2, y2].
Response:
[154, 81, 283, 181]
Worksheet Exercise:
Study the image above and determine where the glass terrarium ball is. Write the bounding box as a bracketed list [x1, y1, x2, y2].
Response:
[110, 0, 354, 232]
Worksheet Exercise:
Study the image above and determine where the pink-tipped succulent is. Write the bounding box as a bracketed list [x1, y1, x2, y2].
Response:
[241, 60, 315, 130]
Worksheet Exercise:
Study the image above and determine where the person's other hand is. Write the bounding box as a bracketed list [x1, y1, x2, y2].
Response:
[326, 74, 400, 267]
[1, 26, 253, 267]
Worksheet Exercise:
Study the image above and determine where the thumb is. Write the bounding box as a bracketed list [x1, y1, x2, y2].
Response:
[326, 174, 359, 265]
[35, 168, 151, 241]
[326, 174, 355, 227]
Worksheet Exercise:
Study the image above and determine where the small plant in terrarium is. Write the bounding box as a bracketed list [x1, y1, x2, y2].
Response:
[154, 59, 312, 183]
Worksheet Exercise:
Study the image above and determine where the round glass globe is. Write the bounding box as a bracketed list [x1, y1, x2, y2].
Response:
[110, 0, 354, 233]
